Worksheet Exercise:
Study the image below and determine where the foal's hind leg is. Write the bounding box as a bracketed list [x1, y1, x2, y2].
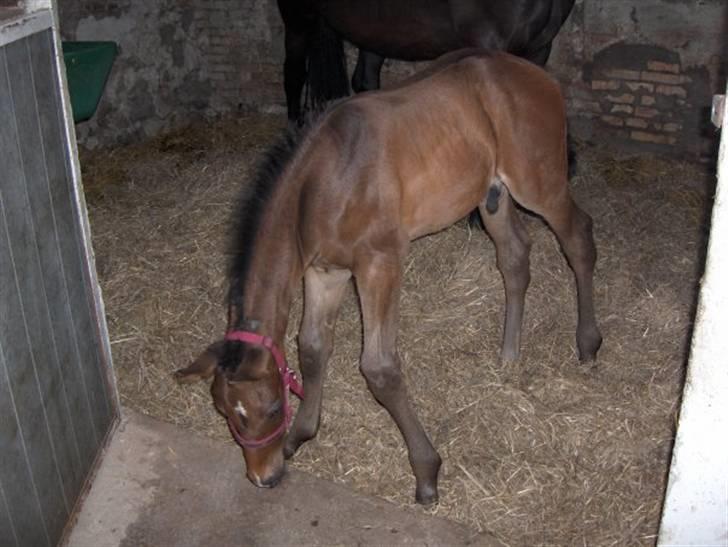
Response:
[355, 252, 441, 504]
[285, 266, 351, 458]
[479, 182, 532, 363]
[532, 187, 602, 361]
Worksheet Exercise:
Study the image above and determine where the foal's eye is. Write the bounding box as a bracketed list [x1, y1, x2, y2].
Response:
[267, 401, 283, 419]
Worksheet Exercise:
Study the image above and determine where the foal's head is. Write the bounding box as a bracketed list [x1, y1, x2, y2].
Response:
[176, 331, 296, 488]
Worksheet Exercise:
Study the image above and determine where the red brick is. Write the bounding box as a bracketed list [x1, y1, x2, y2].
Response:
[592, 79, 620, 91]
[656, 85, 687, 98]
[611, 104, 633, 114]
[663, 122, 682, 132]
[571, 99, 602, 113]
[626, 82, 655, 93]
[635, 106, 659, 118]
[626, 118, 649, 129]
[647, 61, 680, 74]
[606, 93, 635, 104]
[640, 71, 687, 85]
[603, 68, 640, 80]
[601, 115, 624, 127]
[631, 131, 675, 145]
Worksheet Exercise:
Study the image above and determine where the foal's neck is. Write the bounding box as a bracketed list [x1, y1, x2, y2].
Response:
[236, 172, 304, 342]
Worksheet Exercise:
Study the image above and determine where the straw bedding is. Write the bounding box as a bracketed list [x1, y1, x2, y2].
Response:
[81, 113, 712, 546]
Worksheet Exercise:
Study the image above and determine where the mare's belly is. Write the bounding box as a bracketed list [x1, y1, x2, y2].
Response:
[322, 1, 459, 60]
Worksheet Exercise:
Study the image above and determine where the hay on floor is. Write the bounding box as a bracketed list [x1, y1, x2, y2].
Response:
[82, 113, 712, 546]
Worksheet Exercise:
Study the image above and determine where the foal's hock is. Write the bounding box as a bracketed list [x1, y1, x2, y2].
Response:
[175, 50, 601, 504]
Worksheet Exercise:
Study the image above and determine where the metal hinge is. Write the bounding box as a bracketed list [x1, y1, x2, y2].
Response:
[712, 94, 725, 128]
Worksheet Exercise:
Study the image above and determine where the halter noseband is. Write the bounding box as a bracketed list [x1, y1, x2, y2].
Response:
[223, 330, 304, 449]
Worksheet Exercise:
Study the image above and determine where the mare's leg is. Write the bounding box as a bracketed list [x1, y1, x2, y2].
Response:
[525, 43, 553, 67]
[479, 182, 532, 363]
[285, 267, 351, 458]
[283, 27, 310, 124]
[351, 50, 385, 93]
[355, 252, 441, 504]
[519, 183, 602, 361]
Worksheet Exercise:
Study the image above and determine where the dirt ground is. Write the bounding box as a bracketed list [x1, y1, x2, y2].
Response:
[81, 113, 713, 546]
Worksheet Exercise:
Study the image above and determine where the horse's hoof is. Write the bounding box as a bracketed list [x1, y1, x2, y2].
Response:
[284, 435, 304, 459]
[578, 332, 603, 363]
[283, 442, 296, 460]
[415, 485, 439, 506]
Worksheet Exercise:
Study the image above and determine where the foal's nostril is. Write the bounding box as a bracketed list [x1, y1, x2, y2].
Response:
[248, 472, 265, 488]
[247, 467, 285, 489]
[261, 468, 285, 488]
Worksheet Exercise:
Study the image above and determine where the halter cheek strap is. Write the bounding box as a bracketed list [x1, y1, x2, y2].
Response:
[223, 330, 304, 450]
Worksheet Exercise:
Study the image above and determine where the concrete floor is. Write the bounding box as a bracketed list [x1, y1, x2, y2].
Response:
[66, 409, 502, 546]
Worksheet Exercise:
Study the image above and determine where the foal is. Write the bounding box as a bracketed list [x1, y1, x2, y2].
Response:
[176, 50, 601, 504]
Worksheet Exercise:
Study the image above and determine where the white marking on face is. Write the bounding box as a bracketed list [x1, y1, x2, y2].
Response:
[249, 472, 264, 487]
[234, 400, 248, 418]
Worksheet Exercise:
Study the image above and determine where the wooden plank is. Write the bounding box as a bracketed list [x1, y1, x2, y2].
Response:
[0, 197, 52, 547]
[12, 31, 91, 501]
[37, 29, 115, 439]
[658, 81, 728, 545]
[0, 344, 42, 547]
[0, 37, 70, 544]
[27, 29, 101, 474]
[0, 478, 19, 547]
[712, 94, 725, 128]
[0, 9, 52, 48]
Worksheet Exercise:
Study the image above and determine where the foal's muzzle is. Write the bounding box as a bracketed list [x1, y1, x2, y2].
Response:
[249, 466, 285, 488]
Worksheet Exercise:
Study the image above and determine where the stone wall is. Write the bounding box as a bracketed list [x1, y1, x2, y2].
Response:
[58, 0, 212, 148]
[60, 0, 725, 161]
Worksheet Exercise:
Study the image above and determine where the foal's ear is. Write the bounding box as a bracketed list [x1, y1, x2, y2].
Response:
[225, 345, 267, 383]
[174, 340, 225, 384]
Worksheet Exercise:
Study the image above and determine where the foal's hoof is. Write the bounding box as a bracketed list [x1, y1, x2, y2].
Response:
[283, 435, 306, 459]
[283, 441, 296, 460]
[415, 485, 439, 506]
[578, 331, 603, 363]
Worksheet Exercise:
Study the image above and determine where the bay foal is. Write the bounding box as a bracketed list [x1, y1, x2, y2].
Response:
[176, 50, 601, 504]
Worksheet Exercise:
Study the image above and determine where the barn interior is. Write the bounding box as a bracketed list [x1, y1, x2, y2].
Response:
[2, 1, 727, 546]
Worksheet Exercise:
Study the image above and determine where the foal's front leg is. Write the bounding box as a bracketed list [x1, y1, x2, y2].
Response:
[355, 253, 442, 504]
[285, 267, 351, 458]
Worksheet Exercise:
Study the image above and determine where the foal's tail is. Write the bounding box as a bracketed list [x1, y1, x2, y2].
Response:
[306, 19, 350, 113]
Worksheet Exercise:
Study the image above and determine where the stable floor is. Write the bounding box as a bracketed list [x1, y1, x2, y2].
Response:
[80, 114, 711, 543]
[66, 409, 501, 546]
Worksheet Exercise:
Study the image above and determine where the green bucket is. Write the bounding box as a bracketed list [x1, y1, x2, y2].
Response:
[62, 41, 118, 123]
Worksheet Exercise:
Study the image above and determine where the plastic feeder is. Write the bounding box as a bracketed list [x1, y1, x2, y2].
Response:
[62, 41, 117, 123]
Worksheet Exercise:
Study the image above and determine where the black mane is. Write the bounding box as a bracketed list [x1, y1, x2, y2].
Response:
[219, 127, 304, 373]
[227, 127, 302, 327]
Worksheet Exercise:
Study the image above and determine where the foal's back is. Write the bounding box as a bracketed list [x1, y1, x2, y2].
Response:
[297, 51, 567, 258]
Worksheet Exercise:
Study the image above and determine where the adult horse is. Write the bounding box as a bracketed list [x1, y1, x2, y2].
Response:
[176, 50, 601, 504]
[278, 0, 576, 122]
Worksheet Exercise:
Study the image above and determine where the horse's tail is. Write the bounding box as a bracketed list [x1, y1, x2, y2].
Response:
[306, 19, 349, 113]
[526, 0, 576, 57]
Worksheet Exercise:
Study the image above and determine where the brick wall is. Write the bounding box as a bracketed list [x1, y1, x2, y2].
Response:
[584, 44, 705, 150]
[193, 0, 284, 114]
[60, 0, 725, 161]
[550, 0, 724, 162]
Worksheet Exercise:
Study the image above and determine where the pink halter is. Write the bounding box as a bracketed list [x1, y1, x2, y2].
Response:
[223, 330, 304, 449]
